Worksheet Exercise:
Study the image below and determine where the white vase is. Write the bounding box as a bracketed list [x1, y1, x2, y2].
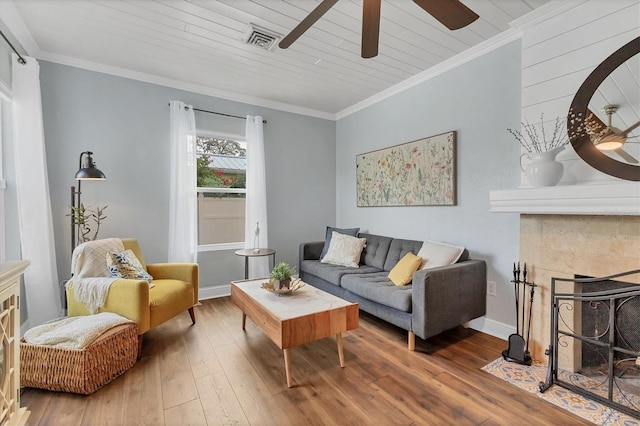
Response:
[520, 146, 565, 187]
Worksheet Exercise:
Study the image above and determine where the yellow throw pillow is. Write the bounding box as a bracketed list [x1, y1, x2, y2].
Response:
[388, 252, 422, 286]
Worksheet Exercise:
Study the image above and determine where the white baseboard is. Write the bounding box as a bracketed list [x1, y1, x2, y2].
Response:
[467, 317, 515, 341]
[199, 284, 231, 300]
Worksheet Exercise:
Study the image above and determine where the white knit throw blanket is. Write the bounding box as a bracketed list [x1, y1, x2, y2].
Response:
[66, 238, 125, 314]
[23, 312, 133, 349]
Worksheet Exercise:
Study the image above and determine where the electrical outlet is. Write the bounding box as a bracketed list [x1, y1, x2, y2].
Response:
[487, 281, 497, 296]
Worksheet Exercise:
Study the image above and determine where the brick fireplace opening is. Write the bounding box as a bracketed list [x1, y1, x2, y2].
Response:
[519, 214, 640, 366]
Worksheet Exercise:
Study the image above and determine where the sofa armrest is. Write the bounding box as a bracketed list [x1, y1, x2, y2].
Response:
[146, 263, 199, 304]
[67, 279, 151, 334]
[411, 260, 486, 340]
[299, 241, 324, 262]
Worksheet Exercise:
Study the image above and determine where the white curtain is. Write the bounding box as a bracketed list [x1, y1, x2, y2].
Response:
[11, 54, 61, 326]
[244, 116, 269, 278]
[168, 101, 197, 263]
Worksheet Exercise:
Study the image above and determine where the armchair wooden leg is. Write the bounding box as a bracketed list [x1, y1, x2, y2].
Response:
[408, 331, 415, 351]
[188, 307, 196, 324]
[137, 335, 143, 360]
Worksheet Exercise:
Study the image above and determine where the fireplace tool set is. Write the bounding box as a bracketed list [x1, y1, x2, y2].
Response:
[503, 262, 536, 366]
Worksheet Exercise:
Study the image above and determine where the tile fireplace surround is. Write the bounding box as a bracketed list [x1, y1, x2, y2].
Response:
[490, 182, 640, 371]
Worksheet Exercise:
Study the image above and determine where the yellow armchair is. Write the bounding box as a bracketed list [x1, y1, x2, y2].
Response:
[66, 239, 198, 355]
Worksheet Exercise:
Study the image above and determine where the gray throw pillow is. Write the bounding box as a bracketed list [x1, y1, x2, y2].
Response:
[320, 226, 360, 259]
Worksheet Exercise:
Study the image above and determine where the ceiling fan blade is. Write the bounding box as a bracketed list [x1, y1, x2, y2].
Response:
[361, 0, 381, 58]
[413, 0, 479, 30]
[278, 0, 338, 49]
[620, 119, 640, 137]
[614, 148, 639, 164]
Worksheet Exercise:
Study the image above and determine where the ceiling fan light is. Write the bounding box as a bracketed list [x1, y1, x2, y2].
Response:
[595, 139, 624, 151]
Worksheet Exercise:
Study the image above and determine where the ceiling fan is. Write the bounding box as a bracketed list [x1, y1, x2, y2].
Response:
[586, 105, 640, 164]
[278, 0, 479, 58]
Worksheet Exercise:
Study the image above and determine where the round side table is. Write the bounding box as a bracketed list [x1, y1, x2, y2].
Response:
[234, 248, 276, 279]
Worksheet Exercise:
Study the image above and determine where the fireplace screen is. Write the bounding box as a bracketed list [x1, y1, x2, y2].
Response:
[539, 271, 640, 418]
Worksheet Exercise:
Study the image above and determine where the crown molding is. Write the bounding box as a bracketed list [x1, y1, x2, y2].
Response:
[35, 51, 336, 121]
[334, 0, 591, 121]
[0, 0, 39, 55]
[509, 0, 586, 31]
[3, 0, 334, 120]
[335, 27, 523, 120]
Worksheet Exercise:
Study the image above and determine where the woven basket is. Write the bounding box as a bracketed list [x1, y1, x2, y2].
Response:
[21, 323, 138, 395]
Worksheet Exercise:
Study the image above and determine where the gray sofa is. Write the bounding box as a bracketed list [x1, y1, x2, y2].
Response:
[299, 233, 487, 349]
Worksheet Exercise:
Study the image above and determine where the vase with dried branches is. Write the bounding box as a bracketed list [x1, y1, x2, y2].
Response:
[507, 114, 569, 187]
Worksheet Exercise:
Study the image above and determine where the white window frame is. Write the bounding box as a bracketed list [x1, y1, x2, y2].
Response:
[0, 96, 8, 262]
[196, 131, 246, 253]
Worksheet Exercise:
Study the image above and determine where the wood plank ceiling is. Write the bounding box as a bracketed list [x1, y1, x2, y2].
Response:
[13, 0, 550, 115]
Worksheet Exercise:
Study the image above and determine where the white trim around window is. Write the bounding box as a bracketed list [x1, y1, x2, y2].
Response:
[198, 187, 247, 195]
[0, 100, 6, 261]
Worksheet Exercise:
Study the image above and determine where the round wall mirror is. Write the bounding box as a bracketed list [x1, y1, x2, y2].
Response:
[567, 37, 640, 181]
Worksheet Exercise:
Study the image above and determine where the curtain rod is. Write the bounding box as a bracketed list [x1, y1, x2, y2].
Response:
[0, 30, 26, 65]
[193, 107, 267, 124]
[168, 103, 267, 124]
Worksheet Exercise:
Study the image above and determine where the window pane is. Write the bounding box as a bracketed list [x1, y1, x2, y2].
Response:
[196, 136, 247, 246]
[197, 192, 246, 245]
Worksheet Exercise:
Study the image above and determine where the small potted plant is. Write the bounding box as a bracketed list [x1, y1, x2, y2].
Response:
[270, 262, 294, 290]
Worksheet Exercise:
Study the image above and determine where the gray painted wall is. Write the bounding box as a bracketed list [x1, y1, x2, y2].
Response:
[38, 62, 336, 292]
[335, 41, 522, 327]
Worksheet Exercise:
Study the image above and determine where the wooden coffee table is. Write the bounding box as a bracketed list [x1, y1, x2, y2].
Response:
[230, 278, 359, 387]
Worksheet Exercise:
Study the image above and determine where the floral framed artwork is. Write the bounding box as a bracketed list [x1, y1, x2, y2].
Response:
[356, 131, 456, 207]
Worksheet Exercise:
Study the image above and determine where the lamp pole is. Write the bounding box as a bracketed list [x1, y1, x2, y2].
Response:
[70, 180, 81, 254]
[71, 151, 105, 254]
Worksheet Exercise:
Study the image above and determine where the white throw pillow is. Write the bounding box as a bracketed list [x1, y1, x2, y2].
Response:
[417, 240, 465, 270]
[320, 231, 367, 268]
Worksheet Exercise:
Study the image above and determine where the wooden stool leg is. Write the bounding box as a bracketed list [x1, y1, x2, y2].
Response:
[284, 348, 293, 388]
[188, 307, 196, 324]
[242, 313, 247, 330]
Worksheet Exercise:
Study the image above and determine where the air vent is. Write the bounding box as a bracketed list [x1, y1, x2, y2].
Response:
[242, 24, 282, 51]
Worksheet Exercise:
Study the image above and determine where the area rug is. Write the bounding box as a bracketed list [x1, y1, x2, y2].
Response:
[482, 358, 640, 425]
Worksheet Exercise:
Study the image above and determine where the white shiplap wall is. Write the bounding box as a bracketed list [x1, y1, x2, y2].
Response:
[514, 0, 640, 185]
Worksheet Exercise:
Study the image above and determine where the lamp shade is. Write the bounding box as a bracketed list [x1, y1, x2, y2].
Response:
[75, 151, 106, 180]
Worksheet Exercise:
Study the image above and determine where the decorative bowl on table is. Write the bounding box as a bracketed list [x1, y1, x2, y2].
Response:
[261, 278, 304, 296]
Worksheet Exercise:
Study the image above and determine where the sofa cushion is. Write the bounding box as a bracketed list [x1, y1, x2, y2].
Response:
[417, 240, 466, 270]
[388, 252, 422, 286]
[300, 260, 381, 286]
[358, 233, 392, 269]
[320, 226, 360, 259]
[383, 238, 424, 271]
[341, 272, 412, 312]
[149, 279, 194, 328]
[321, 232, 367, 268]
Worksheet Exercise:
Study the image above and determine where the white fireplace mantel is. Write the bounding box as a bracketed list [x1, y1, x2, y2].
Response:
[489, 182, 640, 215]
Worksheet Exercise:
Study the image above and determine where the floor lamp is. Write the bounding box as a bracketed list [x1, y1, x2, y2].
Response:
[70, 151, 106, 254]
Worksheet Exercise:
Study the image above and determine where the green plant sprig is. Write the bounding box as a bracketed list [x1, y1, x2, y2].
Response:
[67, 204, 108, 245]
[270, 262, 294, 281]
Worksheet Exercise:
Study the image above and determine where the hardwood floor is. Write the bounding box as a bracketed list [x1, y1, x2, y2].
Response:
[22, 297, 590, 425]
